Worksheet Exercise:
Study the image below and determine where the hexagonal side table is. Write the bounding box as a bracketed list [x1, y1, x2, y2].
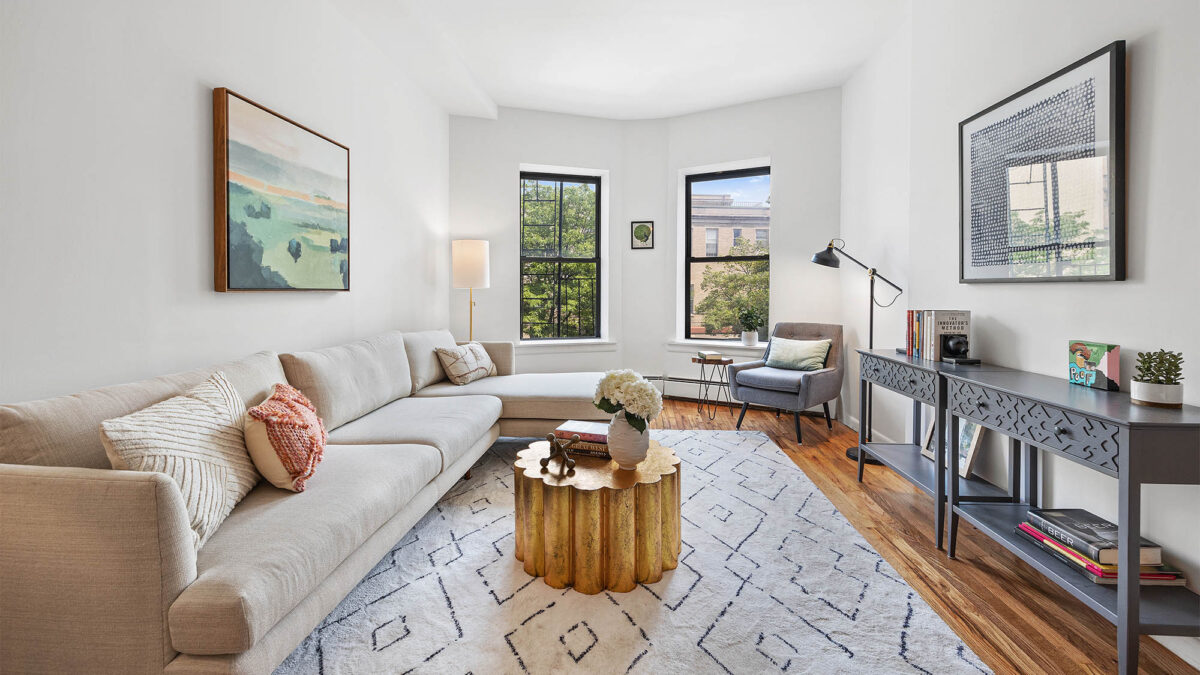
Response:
[513, 440, 681, 594]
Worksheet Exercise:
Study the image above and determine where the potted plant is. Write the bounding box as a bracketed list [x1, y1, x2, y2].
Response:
[737, 307, 765, 347]
[594, 369, 663, 469]
[1131, 349, 1185, 408]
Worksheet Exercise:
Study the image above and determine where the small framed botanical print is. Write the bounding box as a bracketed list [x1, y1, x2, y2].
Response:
[921, 411, 984, 478]
[631, 221, 654, 249]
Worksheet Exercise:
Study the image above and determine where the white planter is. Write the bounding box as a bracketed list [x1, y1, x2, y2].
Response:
[1130, 381, 1183, 408]
[741, 331, 759, 347]
[608, 413, 650, 470]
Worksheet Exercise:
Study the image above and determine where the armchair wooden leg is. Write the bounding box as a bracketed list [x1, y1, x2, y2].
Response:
[461, 470, 471, 481]
[822, 402, 833, 430]
[793, 411, 802, 444]
[735, 402, 748, 429]
[775, 409, 780, 418]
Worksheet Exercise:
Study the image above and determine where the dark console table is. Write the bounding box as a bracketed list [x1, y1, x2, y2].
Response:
[856, 349, 1200, 674]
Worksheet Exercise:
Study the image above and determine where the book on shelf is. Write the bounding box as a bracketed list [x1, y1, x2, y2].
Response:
[1027, 508, 1162, 566]
[554, 420, 609, 444]
[905, 310, 971, 361]
[1014, 524, 1185, 586]
[696, 350, 724, 360]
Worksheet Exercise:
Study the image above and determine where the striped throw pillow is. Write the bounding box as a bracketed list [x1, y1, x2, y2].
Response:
[435, 343, 497, 385]
[100, 372, 259, 549]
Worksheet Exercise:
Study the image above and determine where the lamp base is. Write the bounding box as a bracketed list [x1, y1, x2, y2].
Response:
[845, 445, 882, 465]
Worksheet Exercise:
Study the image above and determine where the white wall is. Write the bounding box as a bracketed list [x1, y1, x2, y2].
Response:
[448, 91, 843, 403]
[839, 18, 913, 440]
[0, 0, 450, 402]
[843, 1, 1200, 664]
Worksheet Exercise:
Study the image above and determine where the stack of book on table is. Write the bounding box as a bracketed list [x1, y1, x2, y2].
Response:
[554, 421, 612, 459]
[1015, 508, 1186, 586]
[696, 350, 724, 360]
[905, 309, 970, 360]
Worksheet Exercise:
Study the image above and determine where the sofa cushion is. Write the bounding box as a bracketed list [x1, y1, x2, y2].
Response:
[0, 351, 283, 469]
[436, 342, 496, 385]
[403, 329, 457, 391]
[279, 331, 412, 430]
[245, 383, 327, 492]
[412, 372, 607, 421]
[167, 442, 441, 655]
[327, 396, 501, 471]
[735, 366, 805, 393]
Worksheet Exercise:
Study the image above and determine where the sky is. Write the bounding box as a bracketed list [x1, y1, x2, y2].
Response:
[692, 174, 771, 204]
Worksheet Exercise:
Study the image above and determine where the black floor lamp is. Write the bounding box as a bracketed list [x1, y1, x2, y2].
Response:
[811, 238, 903, 464]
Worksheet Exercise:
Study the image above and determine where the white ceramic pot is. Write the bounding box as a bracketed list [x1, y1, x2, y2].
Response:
[1130, 381, 1183, 408]
[741, 330, 759, 347]
[608, 413, 650, 470]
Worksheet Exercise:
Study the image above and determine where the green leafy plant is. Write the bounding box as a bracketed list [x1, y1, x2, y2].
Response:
[737, 306, 765, 333]
[1134, 349, 1185, 385]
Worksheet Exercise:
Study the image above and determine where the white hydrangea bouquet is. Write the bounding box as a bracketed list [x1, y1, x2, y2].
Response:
[594, 370, 662, 469]
[594, 369, 662, 432]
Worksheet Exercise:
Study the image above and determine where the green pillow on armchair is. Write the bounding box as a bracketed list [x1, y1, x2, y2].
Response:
[765, 337, 832, 371]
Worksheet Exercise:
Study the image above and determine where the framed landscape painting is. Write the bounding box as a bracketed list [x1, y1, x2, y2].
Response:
[959, 41, 1125, 283]
[214, 88, 349, 291]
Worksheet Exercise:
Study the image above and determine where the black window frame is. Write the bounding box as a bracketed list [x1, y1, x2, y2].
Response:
[519, 171, 602, 340]
[684, 165, 771, 341]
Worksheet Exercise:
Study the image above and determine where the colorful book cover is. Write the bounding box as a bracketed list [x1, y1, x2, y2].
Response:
[1068, 341, 1120, 392]
[554, 420, 609, 444]
[1028, 508, 1160, 566]
[1015, 526, 1184, 585]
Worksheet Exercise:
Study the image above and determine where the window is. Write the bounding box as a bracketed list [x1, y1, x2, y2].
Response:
[520, 172, 600, 339]
[684, 166, 770, 340]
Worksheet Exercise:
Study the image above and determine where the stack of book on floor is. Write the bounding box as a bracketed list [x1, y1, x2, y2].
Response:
[554, 421, 612, 459]
[1015, 508, 1186, 586]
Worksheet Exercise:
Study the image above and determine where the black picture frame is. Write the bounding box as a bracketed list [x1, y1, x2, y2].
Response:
[958, 41, 1126, 283]
[631, 220, 654, 249]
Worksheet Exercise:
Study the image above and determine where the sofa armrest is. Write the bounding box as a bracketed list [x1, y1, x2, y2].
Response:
[0, 464, 197, 674]
[727, 359, 766, 400]
[461, 341, 516, 376]
[798, 367, 843, 410]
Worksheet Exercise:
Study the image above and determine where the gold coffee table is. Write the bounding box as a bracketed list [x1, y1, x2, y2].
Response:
[513, 440, 681, 594]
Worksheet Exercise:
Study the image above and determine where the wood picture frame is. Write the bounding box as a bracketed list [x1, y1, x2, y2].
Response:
[214, 88, 350, 291]
[958, 41, 1125, 283]
[920, 411, 984, 479]
[631, 220, 654, 249]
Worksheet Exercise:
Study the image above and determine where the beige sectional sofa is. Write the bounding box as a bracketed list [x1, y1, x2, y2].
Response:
[0, 329, 606, 674]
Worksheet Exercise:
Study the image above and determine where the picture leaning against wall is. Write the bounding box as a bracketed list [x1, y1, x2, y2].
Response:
[214, 88, 350, 291]
[959, 41, 1125, 283]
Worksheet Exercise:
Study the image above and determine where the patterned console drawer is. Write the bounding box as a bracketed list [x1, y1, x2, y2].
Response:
[859, 354, 937, 405]
[948, 379, 1122, 475]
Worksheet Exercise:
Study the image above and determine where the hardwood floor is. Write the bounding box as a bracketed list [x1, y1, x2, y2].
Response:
[653, 398, 1197, 675]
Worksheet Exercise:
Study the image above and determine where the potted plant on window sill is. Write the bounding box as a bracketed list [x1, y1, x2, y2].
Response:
[737, 307, 765, 347]
[1131, 349, 1184, 408]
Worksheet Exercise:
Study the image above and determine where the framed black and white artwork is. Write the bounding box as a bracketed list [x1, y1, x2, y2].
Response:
[959, 41, 1125, 283]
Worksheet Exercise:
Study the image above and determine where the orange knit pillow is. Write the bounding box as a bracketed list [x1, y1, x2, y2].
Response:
[244, 383, 327, 492]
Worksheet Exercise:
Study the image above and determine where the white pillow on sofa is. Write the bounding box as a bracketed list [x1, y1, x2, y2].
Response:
[435, 342, 497, 385]
[100, 372, 260, 550]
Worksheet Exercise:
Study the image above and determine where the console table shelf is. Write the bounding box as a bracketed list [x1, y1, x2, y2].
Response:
[860, 442, 1009, 501]
[954, 502, 1200, 635]
[855, 348, 1200, 674]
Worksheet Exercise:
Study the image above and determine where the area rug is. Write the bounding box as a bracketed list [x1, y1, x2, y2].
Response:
[277, 430, 990, 674]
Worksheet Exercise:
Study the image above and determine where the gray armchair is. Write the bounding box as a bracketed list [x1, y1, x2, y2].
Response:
[728, 322, 844, 443]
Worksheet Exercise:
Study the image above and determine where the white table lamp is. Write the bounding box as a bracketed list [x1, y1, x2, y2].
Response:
[452, 240, 490, 340]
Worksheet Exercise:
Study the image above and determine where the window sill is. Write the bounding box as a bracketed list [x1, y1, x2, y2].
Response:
[517, 339, 619, 354]
[665, 339, 766, 357]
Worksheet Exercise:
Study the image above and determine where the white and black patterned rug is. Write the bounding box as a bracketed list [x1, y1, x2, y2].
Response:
[278, 431, 990, 674]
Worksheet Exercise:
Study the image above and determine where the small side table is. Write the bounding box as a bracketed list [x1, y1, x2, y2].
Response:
[691, 356, 733, 420]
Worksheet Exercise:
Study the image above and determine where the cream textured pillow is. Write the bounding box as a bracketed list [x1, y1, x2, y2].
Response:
[100, 372, 259, 549]
[435, 342, 497, 385]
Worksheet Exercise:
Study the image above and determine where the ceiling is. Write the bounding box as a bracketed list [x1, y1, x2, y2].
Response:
[387, 0, 908, 120]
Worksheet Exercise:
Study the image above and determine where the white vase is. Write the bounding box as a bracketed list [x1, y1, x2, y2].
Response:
[741, 331, 759, 347]
[1130, 381, 1183, 408]
[608, 413, 650, 470]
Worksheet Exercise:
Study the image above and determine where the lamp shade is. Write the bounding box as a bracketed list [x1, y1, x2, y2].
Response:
[810, 245, 841, 268]
[451, 240, 490, 289]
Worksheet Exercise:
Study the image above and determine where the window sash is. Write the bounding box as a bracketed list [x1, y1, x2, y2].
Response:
[684, 166, 770, 340]
[519, 171, 601, 340]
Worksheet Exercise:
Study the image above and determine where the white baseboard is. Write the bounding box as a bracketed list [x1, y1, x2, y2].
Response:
[842, 413, 898, 444]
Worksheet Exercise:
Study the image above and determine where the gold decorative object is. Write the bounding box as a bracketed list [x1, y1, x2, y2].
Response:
[513, 440, 681, 594]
